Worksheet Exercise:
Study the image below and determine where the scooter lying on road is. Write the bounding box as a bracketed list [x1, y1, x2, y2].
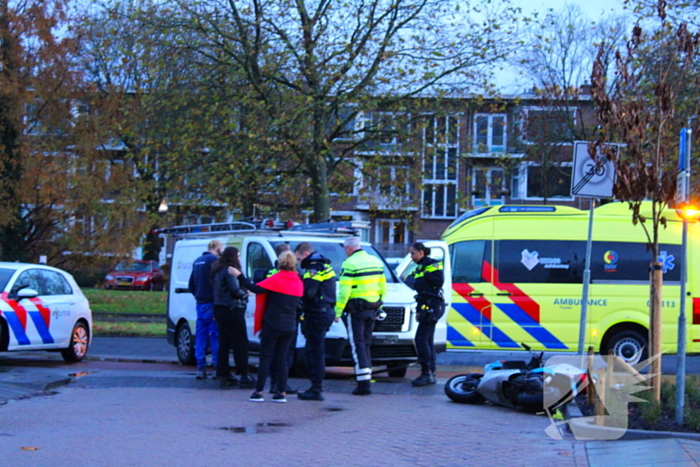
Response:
[444, 343, 587, 413]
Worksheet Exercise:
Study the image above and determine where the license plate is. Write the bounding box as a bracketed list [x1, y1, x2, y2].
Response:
[118, 281, 131, 286]
[373, 335, 399, 345]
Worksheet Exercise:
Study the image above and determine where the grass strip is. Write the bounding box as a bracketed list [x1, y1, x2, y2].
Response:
[83, 288, 167, 315]
[93, 321, 166, 337]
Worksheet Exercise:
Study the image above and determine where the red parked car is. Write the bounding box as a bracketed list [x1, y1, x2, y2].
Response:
[104, 260, 165, 291]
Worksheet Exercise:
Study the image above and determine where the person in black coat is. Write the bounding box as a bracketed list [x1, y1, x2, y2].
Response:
[406, 242, 445, 387]
[231, 250, 303, 403]
[211, 247, 256, 388]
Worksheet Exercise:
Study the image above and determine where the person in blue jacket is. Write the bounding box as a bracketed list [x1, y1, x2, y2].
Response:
[188, 240, 222, 379]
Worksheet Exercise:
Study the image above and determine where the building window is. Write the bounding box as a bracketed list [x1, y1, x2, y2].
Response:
[474, 114, 506, 153]
[424, 115, 459, 146]
[375, 219, 409, 257]
[354, 159, 414, 209]
[423, 183, 457, 218]
[471, 167, 505, 208]
[369, 112, 410, 147]
[422, 115, 459, 219]
[330, 107, 361, 141]
[521, 162, 574, 200]
[521, 107, 576, 143]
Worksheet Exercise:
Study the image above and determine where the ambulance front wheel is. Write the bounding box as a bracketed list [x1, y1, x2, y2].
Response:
[61, 321, 90, 363]
[604, 328, 648, 365]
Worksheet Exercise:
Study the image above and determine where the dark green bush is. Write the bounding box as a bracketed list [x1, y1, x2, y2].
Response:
[70, 270, 106, 288]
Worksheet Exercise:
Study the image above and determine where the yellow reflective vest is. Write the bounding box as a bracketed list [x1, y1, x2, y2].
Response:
[335, 250, 387, 318]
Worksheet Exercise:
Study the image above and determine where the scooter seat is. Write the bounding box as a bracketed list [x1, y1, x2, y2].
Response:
[500, 361, 528, 370]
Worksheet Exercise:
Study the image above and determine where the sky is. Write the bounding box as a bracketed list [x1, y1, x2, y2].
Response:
[496, 0, 630, 93]
[516, 0, 627, 20]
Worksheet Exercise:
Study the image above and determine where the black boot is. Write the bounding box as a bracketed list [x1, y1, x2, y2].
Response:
[298, 386, 324, 401]
[411, 372, 436, 387]
[352, 380, 372, 396]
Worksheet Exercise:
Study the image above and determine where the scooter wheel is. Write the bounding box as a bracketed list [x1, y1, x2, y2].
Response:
[444, 373, 484, 404]
[516, 386, 563, 413]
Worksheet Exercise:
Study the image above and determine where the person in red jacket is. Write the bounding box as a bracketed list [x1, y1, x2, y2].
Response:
[231, 250, 303, 403]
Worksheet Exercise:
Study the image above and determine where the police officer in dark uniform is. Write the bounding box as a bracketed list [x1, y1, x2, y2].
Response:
[294, 242, 337, 401]
[406, 242, 445, 387]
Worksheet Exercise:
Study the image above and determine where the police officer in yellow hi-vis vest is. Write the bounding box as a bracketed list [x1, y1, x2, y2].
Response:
[335, 237, 386, 396]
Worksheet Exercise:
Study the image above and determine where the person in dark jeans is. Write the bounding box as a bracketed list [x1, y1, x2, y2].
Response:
[211, 246, 256, 389]
[188, 240, 222, 379]
[405, 242, 445, 386]
[232, 250, 303, 403]
[294, 242, 336, 401]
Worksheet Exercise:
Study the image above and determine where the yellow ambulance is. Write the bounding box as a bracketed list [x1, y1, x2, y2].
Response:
[441, 202, 699, 363]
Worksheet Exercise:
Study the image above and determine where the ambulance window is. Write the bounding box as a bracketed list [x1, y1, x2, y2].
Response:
[40, 270, 73, 295]
[9, 269, 41, 297]
[246, 242, 273, 278]
[591, 242, 682, 282]
[450, 241, 487, 283]
[496, 240, 584, 284]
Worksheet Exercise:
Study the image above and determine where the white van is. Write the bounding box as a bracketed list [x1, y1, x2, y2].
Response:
[165, 222, 451, 377]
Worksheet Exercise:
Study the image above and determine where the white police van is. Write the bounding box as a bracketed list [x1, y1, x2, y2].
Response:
[165, 220, 450, 377]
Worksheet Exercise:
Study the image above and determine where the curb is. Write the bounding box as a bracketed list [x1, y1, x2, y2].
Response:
[564, 399, 700, 441]
[86, 356, 179, 365]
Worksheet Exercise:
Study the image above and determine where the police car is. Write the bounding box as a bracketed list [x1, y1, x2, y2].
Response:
[0, 262, 92, 362]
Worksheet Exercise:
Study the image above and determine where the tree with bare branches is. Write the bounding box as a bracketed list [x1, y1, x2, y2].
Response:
[590, 0, 700, 400]
[164, 0, 522, 222]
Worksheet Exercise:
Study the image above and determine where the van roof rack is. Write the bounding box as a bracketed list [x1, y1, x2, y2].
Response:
[289, 220, 370, 235]
[155, 219, 369, 238]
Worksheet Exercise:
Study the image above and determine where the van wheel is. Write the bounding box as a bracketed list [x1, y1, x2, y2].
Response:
[387, 361, 408, 378]
[61, 322, 90, 362]
[604, 329, 648, 365]
[176, 322, 196, 366]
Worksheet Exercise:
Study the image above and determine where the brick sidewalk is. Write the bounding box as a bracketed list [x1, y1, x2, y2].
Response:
[0, 383, 589, 467]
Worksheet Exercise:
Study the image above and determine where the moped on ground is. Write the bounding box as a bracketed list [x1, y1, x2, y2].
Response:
[444, 343, 587, 413]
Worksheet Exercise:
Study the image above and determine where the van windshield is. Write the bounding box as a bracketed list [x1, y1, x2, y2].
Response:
[270, 241, 398, 283]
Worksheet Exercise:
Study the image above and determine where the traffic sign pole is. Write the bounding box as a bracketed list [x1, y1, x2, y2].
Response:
[571, 142, 617, 359]
[677, 126, 692, 425]
[577, 198, 595, 357]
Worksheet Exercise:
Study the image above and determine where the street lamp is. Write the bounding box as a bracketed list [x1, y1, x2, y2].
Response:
[158, 199, 168, 213]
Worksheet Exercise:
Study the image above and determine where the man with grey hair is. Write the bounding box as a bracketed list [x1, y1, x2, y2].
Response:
[335, 237, 386, 395]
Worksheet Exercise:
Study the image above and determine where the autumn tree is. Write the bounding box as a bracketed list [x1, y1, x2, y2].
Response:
[80, 1, 223, 260]
[514, 4, 626, 203]
[0, 0, 146, 266]
[590, 0, 700, 400]
[161, 0, 522, 222]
